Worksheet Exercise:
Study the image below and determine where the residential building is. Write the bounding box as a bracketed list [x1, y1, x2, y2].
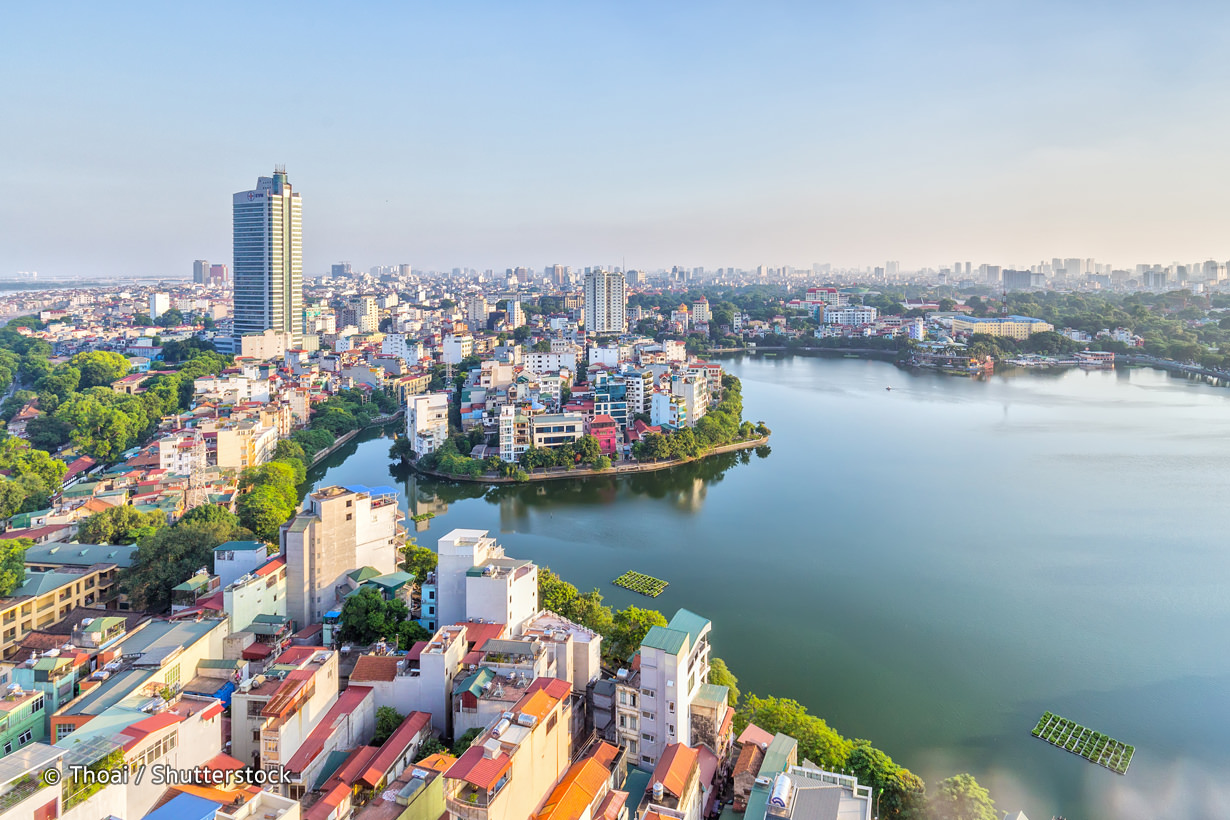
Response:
[407, 392, 450, 457]
[193, 259, 210, 284]
[442, 334, 474, 364]
[822, 305, 877, 325]
[149, 292, 171, 320]
[584, 269, 627, 334]
[498, 406, 531, 464]
[630, 609, 712, 767]
[381, 333, 423, 363]
[636, 743, 703, 820]
[0, 689, 46, 758]
[442, 677, 577, 820]
[530, 413, 585, 449]
[0, 567, 121, 658]
[282, 485, 403, 628]
[233, 168, 302, 344]
[951, 315, 1055, 339]
[435, 529, 538, 636]
[229, 647, 339, 774]
[348, 623, 470, 737]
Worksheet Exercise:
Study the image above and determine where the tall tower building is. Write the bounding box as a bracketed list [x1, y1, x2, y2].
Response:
[584, 269, 627, 335]
[233, 168, 302, 343]
[193, 259, 210, 284]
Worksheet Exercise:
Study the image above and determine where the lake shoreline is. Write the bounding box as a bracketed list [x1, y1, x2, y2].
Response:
[405, 434, 770, 484]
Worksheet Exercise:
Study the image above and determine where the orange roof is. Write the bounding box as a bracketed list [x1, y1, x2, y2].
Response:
[534, 755, 610, 820]
[359, 710, 432, 788]
[417, 752, 457, 772]
[120, 711, 184, 752]
[651, 744, 698, 799]
[589, 742, 619, 767]
[516, 689, 555, 721]
[596, 790, 628, 820]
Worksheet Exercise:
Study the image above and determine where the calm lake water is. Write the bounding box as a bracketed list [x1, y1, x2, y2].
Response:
[309, 356, 1230, 820]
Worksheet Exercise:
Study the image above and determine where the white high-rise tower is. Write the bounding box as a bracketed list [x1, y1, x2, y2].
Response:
[233, 167, 302, 343]
[583, 268, 627, 334]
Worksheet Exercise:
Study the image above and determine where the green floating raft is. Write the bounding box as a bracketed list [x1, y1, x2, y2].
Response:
[1031, 711, 1134, 775]
[612, 570, 669, 598]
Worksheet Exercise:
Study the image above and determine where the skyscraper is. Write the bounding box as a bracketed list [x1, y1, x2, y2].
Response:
[233, 168, 302, 343]
[584, 269, 627, 334]
[193, 259, 210, 284]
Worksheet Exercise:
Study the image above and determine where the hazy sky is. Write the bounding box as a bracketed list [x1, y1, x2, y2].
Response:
[4, 1, 1230, 278]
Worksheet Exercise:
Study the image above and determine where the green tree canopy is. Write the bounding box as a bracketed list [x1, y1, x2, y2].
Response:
[399, 539, 437, 583]
[122, 513, 251, 610]
[0, 538, 32, 596]
[708, 657, 740, 706]
[929, 773, 996, 820]
[609, 606, 667, 661]
[77, 506, 166, 545]
[337, 588, 410, 646]
[70, 351, 131, 388]
[373, 706, 405, 745]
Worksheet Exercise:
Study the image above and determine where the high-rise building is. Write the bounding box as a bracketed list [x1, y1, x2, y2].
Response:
[584, 269, 627, 334]
[149, 292, 171, 319]
[233, 168, 302, 343]
[331, 262, 352, 278]
[193, 259, 210, 284]
[209, 263, 229, 285]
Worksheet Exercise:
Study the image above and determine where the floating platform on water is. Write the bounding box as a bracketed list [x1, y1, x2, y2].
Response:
[1031, 712, 1134, 775]
[613, 571, 669, 598]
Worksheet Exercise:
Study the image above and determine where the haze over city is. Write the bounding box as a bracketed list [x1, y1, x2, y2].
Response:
[6, 2, 1230, 278]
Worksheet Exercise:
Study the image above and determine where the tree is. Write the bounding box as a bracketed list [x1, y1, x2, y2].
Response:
[237, 485, 295, 543]
[155, 308, 185, 327]
[413, 737, 447, 762]
[25, 414, 71, 452]
[0, 479, 25, 519]
[930, 774, 995, 820]
[399, 539, 437, 583]
[70, 351, 131, 388]
[373, 706, 405, 745]
[452, 727, 482, 756]
[0, 538, 32, 596]
[574, 435, 601, 465]
[273, 439, 306, 464]
[337, 588, 411, 646]
[77, 506, 166, 545]
[122, 514, 250, 610]
[736, 695, 852, 771]
[847, 744, 926, 818]
[708, 657, 740, 706]
[179, 504, 242, 529]
[610, 606, 667, 661]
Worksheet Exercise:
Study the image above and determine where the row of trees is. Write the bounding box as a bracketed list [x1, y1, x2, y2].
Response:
[519, 434, 609, 471]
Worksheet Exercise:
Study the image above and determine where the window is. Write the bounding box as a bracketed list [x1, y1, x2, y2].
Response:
[641, 733, 655, 743]
[668, 724, 675, 736]
[668, 701, 675, 714]
[18, 730, 31, 745]
[31, 696, 43, 713]
[346, 513, 353, 521]
[3, 743, 9, 755]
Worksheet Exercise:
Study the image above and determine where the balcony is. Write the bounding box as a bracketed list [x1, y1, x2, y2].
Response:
[446, 787, 493, 820]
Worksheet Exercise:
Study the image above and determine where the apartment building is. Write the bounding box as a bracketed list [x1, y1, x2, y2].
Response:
[230, 647, 340, 774]
[951, 315, 1055, 339]
[498, 406, 531, 463]
[442, 334, 474, 364]
[443, 677, 577, 820]
[348, 623, 470, 737]
[282, 485, 402, 628]
[436, 529, 538, 636]
[530, 413, 585, 449]
[407, 392, 450, 457]
[0, 566, 119, 658]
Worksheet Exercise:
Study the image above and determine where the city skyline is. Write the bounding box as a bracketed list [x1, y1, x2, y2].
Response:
[7, 3, 1230, 278]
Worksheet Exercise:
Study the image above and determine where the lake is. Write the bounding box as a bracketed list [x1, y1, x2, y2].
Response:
[309, 356, 1230, 820]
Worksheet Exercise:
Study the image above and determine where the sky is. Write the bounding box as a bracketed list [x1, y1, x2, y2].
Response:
[4, 1, 1230, 278]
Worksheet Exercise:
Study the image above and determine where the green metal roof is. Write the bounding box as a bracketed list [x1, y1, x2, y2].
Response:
[454, 667, 495, 698]
[694, 683, 728, 707]
[757, 733, 797, 778]
[366, 571, 414, 590]
[82, 617, 125, 633]
[347, 567, 382, 583]
[213, 540, 265, 552]
[640, 626, 687, 656]
[12, 571, 80, 599]
[667, 608, 710, 649]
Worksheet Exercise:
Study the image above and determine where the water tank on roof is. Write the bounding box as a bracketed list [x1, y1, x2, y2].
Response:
[768, 774, 793, 814]
[652, 782, 664, 801]
[492, 718, 511, 738]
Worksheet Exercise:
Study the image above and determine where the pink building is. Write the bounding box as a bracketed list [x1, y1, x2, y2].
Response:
[588, 413, 619, 456]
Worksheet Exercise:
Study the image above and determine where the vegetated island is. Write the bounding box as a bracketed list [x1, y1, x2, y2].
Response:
[1031, 711, 1135, 775]
[395, 374, 769, 483]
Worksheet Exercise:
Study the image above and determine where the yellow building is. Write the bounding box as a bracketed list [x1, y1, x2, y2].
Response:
[0, 566, 120, 657]
[951, 315, 1054, 339]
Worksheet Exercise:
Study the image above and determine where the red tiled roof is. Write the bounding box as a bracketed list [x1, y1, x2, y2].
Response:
[241, 643, 271, 660]
[595, 790, 628, 820]
[445, 743, 512, 791]
[275, 646, 325, 666]
[202, 752, 245, 772]
[351, 655, 399, 683]
[405, 641, 428, 663]
[454, 621, 505, 651]
[201, 702, 224, 721]
[120, 711, 184, 751]
[285, 686, 374, 773]
[737, 723, 774, 749]
[335, 745, 380, 786]
[359, 710, 432, 788]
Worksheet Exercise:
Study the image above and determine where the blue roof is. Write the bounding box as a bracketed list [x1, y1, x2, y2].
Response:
[343, 484, 399, 498]
[142, 793, 221, 820]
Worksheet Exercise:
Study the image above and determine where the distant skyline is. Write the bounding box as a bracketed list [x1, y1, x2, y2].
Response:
[5, 2, 1230, 278]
